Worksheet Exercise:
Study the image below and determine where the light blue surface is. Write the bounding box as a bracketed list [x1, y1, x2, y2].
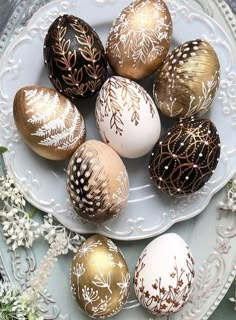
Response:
[0, 0, 236, 319]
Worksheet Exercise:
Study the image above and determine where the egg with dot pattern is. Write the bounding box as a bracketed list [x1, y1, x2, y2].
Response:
[149, 118, 221, 196]
[67, 140, 129, 223]
[106, 0, 172, 80]
[153, 39, 220, 119]
[44, 14, 107, 100]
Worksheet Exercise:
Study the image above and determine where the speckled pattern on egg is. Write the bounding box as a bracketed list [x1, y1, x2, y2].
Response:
[67, 140, 129, 223]
[149, 118, 221, 195]
[153, 39, 220, 118]
[44, 14, 107, 99]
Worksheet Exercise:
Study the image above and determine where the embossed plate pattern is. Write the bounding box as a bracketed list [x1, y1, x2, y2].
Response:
[0, 0, 236, 240]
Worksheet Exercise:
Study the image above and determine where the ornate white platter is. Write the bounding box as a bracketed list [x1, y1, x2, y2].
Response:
[0, 0, 236, 240]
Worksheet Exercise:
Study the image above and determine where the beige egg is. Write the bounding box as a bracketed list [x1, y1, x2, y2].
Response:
[66, 140, 129, 223]
[13, 86, 86, 160]
[106, 0, 172, 80]
[70, 234, 130, 319]
[153, 39, 220, 118]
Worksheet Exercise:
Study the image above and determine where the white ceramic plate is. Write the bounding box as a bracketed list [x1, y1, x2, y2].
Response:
[0, 0, 236, 240]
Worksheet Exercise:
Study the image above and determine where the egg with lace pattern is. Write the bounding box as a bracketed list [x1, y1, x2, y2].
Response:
[13, 86, 86, 160]
[44, 14, 108, 99]
[149, 118, 221, 195]
[70, 234, 130, 319]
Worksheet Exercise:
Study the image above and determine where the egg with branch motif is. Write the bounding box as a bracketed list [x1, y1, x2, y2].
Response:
[149, 117, 221, 195]
[153, 39, 220, 118]
[44, 14, 108, 99]
[95, 76, 161, 158]
[133, 233, 195, 316]
[13, 86, 85, 160]
[70, 234, 130, 319]
[106, 0, 172, 80]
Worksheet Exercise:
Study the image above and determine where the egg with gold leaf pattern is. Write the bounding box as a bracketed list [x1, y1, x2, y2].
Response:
[66, 140, 129, 223]
[70, 234, 130, 319]
[13, 86, 85, 160]
[153, 39, 220, 119]
[44, 14, 108, 99]
[106, 0, 172, 80]
[149, 118, 221, 195]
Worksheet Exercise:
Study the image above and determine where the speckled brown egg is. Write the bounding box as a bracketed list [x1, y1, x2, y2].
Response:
[70, 234, 130, 319]
[44, 14, 108, 99]
[106, 0, 172, 80]
[153, 39, 220, 118]
[149, 118, 221, 195]
[67, 140, 129, 223]
[13, 86, 86, 160]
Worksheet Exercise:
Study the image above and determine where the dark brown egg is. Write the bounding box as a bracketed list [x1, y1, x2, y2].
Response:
[67, 140, 129, 223]
[44, 15, 107, 99]
[153, 39, 220, 118]
[149, 118, 221, 195]
[106, 0, 172, 80]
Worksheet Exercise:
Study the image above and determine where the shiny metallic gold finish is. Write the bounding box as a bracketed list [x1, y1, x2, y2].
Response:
[153, 39, 220, 119]
[13, 86, 86, 160]
[106, 0, 172, 80]
[70, 234, 130, 318]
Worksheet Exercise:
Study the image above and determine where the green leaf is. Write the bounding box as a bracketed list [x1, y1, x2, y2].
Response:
[0, 147, 7, 154]
[28, 207, 36, 219]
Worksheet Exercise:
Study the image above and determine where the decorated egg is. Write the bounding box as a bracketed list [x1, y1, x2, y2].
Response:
[133, 233, 195, 316]
[106, 0, 172, 80]
[13, 86, 85, 160]
[44, 14, 107, 99]
[149, 118, 221, 195]
[67, 140, 129, 223]
[95, 76, 161, 158]
[70, 234, 130, 318]
[153, 39, 220, 118]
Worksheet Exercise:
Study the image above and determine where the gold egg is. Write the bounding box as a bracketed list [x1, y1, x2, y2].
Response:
[66, 140, 129, 223]
[70, 234, 130, 319]
[13, 86, 86, 160]
[106, 0, 172, 80]
[153, 39, 220, 118]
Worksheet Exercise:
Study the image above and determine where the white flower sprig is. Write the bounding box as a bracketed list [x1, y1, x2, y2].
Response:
[0, 281, 43, 320]
[0, 175, 85, 252]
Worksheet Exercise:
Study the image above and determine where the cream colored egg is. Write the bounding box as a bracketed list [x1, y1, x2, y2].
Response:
[133, 233, 195, 316]
[13, 86, 86, 160]
[70, 234, 130, 319]
[106, 0, 173, 80]
[153, 39, 220, 118]
[66, 140, 129, 223]
[95, 76, 161, 158]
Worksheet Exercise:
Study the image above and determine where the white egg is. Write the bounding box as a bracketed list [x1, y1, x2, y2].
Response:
[133, 233, 195, 316]
[95, 76, 161, 158]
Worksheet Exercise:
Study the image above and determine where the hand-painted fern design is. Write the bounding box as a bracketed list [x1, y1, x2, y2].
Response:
[24, 89, 85, 150]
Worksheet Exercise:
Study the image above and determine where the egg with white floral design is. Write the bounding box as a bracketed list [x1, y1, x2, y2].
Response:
[95, 76, 161, 158]
[133, 233, 195, 316]
[70, 234, 130, 319]
[106, 0, 172, 80]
